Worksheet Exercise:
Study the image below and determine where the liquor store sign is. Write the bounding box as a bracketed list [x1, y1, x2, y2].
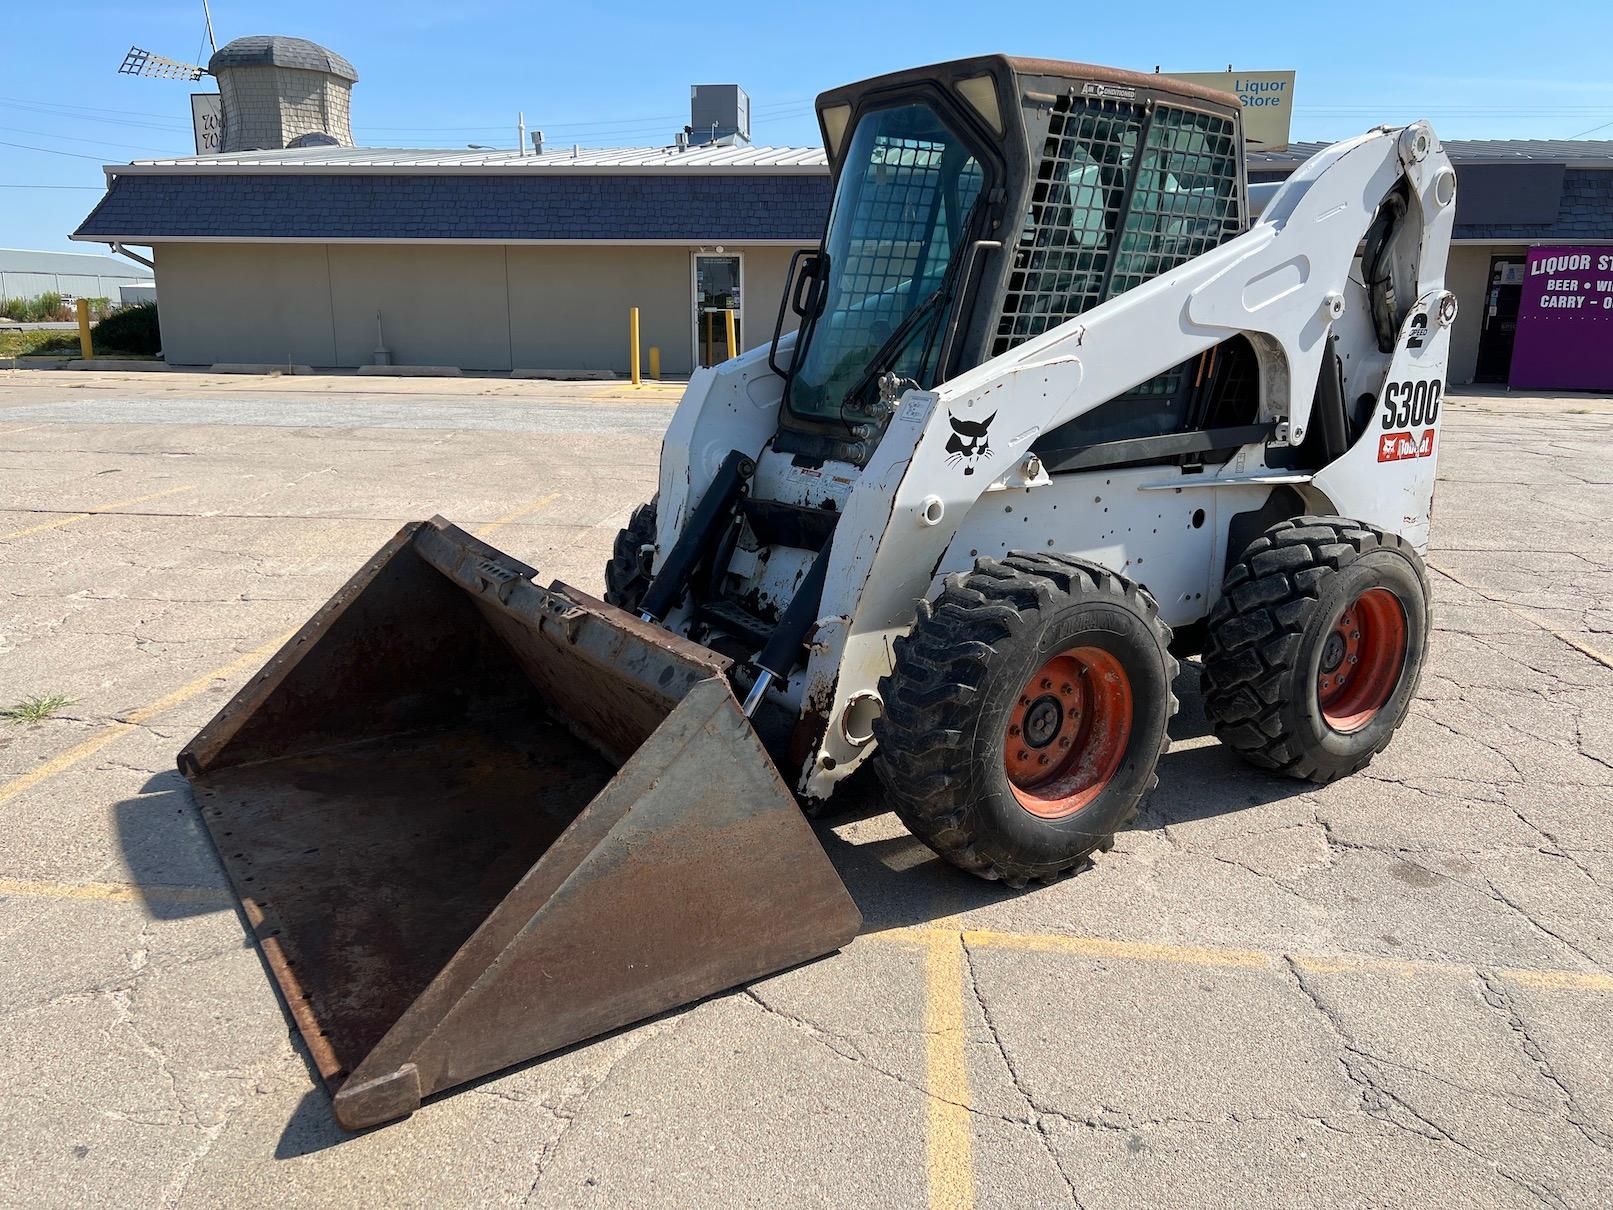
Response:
[1510, 246, 1613, 391]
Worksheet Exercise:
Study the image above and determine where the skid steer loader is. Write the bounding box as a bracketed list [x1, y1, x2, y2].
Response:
[180, 55, 1456, 1128]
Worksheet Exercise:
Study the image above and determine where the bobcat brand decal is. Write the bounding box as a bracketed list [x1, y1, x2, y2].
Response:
[946, 411, 995, 475]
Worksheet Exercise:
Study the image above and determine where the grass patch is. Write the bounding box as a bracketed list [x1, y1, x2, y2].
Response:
[0, 328, 78, 359]
[2, 694, 76, 724]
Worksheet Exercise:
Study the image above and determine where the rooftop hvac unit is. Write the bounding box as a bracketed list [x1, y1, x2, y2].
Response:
[690, 84, 750, 146]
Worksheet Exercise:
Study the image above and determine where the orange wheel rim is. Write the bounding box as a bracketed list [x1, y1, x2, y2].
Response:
[1317, 587, 1407, 733]
[1004, 647, 1133, 820]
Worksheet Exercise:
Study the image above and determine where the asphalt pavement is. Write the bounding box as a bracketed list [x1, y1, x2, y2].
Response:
[1, 369, 1610, 1209]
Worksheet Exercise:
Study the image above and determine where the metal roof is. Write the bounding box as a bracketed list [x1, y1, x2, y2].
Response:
[207, 35, 358, 81]
[1252, 139, 1613, 169]
[0, 247, 152, 277]
[108, 144, 830, 176]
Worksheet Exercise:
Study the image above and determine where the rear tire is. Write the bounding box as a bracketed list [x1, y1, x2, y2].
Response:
[874, 553, 1176, 887]
[1201, 516, 1430, 783]
[603, 496, 657, 613]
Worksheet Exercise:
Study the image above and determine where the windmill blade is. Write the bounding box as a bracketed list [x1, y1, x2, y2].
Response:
[119, 46, 207, 81]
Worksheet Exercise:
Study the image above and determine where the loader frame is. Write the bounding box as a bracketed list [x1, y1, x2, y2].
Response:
[654, 63, 1457, 799]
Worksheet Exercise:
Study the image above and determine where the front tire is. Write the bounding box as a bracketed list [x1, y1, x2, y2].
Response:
[874, 553, 1176, 886]
[1201, 516, 1430, 782]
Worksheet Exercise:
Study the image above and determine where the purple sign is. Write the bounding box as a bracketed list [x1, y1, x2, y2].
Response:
[1509, 245, 1613, 391]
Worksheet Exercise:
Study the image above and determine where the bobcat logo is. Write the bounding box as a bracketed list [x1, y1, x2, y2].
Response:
[946, 411, 995, 475]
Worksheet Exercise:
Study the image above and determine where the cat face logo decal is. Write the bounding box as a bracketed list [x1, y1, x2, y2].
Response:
[945, 411, 995, 475]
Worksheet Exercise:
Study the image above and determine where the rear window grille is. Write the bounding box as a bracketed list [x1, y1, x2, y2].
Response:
[993, 97, 1241, 358]
[1107, 105, 1242, 298]
[994, 96, 1139, 356]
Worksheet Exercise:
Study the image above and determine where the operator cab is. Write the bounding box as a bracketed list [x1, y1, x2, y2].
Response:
[769, 56, 1255, 469]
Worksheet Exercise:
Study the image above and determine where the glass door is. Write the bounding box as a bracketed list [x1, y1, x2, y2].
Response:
[1475, 254, 1525, 384]
[692, 254, 743, 369]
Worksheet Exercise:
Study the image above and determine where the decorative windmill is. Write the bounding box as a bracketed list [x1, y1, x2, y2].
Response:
[113, 5, 358, 155]
[118, 0, 216, 81]
[117, 47, 208, 82]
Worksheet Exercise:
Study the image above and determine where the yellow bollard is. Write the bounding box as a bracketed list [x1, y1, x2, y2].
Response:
[649, 346, 660, 381]
[629, 307, 641, 386]
[724, 308, 738, 361]
[76, 298, 93, 361]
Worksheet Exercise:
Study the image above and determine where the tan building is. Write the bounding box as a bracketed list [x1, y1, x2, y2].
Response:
[73, 144, 829, 376]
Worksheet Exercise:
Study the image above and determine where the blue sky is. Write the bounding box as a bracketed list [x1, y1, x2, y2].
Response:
[4, 0, 1613, 253]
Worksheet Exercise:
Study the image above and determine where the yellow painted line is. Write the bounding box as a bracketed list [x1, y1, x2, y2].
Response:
[1496, 967, 1613, 993]
[869, 926, 1613, 994]
[0, 877, 231, 908]
[483, 490, 562, 535]
[1432, 561, 1613, 672]
[964, 927, 1268, 969]
[0, 484, 194, 541]
[0, 630, 292, 808]
[922, 923, 974, 1210]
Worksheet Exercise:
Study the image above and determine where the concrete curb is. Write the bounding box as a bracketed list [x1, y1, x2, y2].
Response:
[4, 357, 72, 370]
[511, 368, 621, 381]
[66, 359, 169, 372]
[357, 365, 465, 377]
[210, 363, 316, 375]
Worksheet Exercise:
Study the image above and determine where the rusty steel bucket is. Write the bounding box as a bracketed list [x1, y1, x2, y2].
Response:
[178, 517, 860, 1131]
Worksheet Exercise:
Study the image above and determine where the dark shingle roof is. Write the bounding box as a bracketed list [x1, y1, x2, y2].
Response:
[1250, 138, 1613, 169]
[207, 36, 357, 82]
[73, 172, 829, 243]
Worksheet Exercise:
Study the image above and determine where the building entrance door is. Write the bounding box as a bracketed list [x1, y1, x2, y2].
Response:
[1474, 254, 1526, 383]
[692, 254, 742, 369]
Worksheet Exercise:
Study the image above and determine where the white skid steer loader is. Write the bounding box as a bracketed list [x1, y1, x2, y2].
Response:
[179, 56, 1456, 1128]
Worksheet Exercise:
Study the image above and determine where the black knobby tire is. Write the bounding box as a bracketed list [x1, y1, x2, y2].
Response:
[603, 496, 658, 613]
[1201, 515, 1431, 783]
[873, 553, 1176, 887]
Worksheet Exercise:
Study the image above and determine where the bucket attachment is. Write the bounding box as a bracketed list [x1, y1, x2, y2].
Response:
[178, 518, 860, 1130]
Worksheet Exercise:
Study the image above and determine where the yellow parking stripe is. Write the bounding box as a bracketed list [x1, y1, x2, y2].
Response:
[964, 927, 1268, 969]
[0, 630, 292, 808]
[0, 484, 194, 541]
[922, 923, 974, 1210]
[869, 926, 1613, 993]
[0, 877, 231, 907]
[483, 491, 562, 534]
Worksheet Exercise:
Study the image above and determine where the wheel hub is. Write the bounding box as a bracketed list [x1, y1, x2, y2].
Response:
[1004, 649, 1133, 820]
[1320, 631, 1346, 673]
[1023, 695, 1063, 748]
[1317, 589, 1408, 733]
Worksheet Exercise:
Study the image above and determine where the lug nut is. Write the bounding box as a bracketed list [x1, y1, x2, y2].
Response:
[1038, 754, 1050, 766]
[1060, 682, 1074, 695]
[1017, 750, 1029, 762]
[1059, 736, 1071, 748]
[1350, 631, 1360, 640]
[1041, 678, 1053, 691]
[1009, 724, 1021, 736]
[1020, 696, 1031, 707]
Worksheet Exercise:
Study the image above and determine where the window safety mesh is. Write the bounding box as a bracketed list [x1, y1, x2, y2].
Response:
[994, 97, 1139, 355]
[993, 97, 1241, 358]
[1108, 105, 1242, 297]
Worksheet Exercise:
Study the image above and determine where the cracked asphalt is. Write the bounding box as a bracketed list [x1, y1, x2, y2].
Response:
[1, 370, 1611, 1209]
